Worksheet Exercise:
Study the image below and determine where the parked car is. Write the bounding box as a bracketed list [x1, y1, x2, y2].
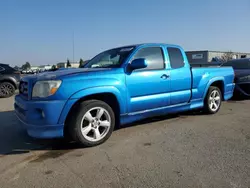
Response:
[14, 43, 235, 146]
[221, 58, 250, 98]
[0, 63, 21, 98]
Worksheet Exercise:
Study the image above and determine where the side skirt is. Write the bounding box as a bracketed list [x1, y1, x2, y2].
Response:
[120, 99, 204, 125]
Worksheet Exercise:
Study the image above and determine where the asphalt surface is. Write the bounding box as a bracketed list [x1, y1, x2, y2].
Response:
[0, 96, 250, 188]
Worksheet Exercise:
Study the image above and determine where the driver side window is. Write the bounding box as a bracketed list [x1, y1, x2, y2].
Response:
[132, 47, 165, 70]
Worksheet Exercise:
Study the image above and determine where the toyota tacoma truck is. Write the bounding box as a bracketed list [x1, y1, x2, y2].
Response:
[15, 43, 235, 146]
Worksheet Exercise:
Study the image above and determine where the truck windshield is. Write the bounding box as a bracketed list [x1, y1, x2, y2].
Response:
[83, 46, 135, 68]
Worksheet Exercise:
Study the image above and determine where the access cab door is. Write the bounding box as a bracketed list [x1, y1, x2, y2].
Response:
[125, 46, 171, 113]
[166, 47, 192, 105]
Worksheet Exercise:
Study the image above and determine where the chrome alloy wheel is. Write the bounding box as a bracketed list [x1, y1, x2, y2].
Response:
[80, 107, 111, 142]
[209, 90, 221, 112]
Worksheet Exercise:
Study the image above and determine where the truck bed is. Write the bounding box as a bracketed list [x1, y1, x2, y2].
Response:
[190, 62, 222, 67]
[191, 66, 235, 100]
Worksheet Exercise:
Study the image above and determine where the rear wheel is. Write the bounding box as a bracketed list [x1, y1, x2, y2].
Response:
[0, 82, 16, 98]
[203, 86, 222, 114]
[69, 100, 115, 147]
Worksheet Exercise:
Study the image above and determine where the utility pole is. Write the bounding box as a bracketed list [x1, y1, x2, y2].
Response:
[72, 31, 75, 64]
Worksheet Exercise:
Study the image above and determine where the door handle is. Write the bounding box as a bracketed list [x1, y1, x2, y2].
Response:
[161, 74, 170, 79]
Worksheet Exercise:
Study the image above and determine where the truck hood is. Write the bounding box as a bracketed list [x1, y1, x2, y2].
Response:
[21, 68, 116, 83]
[234, 69, 250, 82]
[39, 68, 112, 79]
[234, 69, 250, 78]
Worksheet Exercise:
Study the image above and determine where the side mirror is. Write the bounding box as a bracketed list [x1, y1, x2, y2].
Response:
[130, 58, 148, 70]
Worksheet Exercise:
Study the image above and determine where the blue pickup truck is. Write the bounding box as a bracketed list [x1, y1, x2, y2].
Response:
[15, 43, 235, 146]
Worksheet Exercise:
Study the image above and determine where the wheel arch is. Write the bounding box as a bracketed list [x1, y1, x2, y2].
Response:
[0, 78, 18, 89]
[59, 87, 125, 135]
[203, 78, 225, 100]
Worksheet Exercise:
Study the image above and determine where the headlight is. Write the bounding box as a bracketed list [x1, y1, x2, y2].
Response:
[32, 80, 62, 98]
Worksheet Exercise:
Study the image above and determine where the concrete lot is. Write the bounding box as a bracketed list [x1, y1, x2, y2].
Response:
[0, 96, 250, 188]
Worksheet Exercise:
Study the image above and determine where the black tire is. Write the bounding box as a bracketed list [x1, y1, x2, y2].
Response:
[68, 100, 115, 147]
[0, 82, 16, 98]
[203, 86, 222, 114]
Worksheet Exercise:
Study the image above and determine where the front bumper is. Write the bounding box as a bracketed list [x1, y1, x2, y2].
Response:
[14, 95, 66, 138]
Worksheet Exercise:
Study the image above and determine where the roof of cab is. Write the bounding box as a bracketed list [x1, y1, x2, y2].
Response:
[118, 43, 183, 49]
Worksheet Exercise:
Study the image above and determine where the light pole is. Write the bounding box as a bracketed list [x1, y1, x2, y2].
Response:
[72, 30, 75, 64]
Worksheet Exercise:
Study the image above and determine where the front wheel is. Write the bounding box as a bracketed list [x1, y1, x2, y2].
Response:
[69, 100, 115, 147]
[203, 86, 222, 114]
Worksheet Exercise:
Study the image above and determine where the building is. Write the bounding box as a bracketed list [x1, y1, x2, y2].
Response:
[57, 62, 80, 68]
[38, 65, 52, 71]
[186, 50, 250, 65]
[30, 66, 39, 71]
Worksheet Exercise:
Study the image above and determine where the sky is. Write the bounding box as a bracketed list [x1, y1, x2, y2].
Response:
[1, 0, 250, 66]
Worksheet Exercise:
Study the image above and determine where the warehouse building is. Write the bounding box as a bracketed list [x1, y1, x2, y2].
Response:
[57, 62, 80, 68]
[186, 50, 250, 65]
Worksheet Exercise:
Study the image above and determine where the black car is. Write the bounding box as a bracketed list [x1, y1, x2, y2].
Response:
[0, 63, 21, 98]
[222, 58, 250, 98]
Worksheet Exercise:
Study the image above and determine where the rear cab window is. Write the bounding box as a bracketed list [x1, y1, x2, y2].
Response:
[167, 47, 185, 69]
[133, 47, 165, 70]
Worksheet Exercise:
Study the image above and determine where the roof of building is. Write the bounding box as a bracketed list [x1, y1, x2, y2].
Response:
[57, 62, 79, 64]
[186, 50, 250, 54]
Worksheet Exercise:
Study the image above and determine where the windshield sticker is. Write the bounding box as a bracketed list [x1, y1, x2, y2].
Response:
[120, 47, 134, 52]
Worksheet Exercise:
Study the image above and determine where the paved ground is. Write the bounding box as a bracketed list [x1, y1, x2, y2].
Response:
[0, 96, 250, 188]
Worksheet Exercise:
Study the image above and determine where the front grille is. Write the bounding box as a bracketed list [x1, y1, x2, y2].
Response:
[238, 83, 250, 95]
[19, 81, 28, 96]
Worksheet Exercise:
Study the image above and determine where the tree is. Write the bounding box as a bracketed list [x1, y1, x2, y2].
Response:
[220, 51, 234, 62]
[21, 62, 31, 70]
[66, 59, 71, 68]
[51, 65, 56, 70]
[25, 62, 31, 69]
[13, 66, 20, 70]
[79, 58, 84, 68]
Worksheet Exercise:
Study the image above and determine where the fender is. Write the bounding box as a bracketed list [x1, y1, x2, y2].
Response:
[202, 77, 225, 99]
[0, 75, 19, 88]
[58, 86, 126, 124]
